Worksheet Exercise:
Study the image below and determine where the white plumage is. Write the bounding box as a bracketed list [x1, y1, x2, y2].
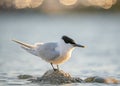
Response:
[12, 35, 85, 70]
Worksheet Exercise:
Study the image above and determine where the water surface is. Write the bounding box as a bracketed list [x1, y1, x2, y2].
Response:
[0, 11, 120, 86]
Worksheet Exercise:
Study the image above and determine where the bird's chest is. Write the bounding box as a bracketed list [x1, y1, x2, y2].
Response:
[51, 50, 72, 64]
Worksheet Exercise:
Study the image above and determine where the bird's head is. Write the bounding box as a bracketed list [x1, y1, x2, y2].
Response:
[62, 35, 85, 48]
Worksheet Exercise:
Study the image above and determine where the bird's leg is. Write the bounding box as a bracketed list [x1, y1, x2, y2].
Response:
[57, 65, 59, 70]
[50, 63, 56, 71]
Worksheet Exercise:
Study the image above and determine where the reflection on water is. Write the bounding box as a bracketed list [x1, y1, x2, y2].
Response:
[0, 11, 120, 86]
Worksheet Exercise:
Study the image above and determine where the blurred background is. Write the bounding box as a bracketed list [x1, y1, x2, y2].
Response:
[0, 0, 120, 86]
[0, 0, 120, 11]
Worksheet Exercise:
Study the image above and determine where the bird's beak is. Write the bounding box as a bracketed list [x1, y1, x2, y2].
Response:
[74, 44, 85, 48]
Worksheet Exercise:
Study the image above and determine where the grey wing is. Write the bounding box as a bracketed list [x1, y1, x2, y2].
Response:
[36, 43, 60, 62]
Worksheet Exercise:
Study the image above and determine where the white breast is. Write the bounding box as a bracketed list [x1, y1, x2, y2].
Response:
[50, 47, 74, 64]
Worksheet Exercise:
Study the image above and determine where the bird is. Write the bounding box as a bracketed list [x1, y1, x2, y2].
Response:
[12, 35, 85, 71]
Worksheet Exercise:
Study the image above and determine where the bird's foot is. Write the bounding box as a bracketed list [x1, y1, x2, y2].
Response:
[53, 68, 59, 71]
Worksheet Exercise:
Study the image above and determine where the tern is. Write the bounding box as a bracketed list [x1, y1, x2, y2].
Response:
[12, 35, 85, 71]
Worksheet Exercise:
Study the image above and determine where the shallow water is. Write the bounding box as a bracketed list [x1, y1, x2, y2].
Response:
[0, 11, 120, 86]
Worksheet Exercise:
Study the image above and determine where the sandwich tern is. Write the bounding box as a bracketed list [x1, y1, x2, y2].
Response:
[12, 35, 85, 71]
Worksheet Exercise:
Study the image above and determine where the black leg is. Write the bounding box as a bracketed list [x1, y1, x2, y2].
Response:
[50, 63, 56, 71]
[57, 65, 59, 70]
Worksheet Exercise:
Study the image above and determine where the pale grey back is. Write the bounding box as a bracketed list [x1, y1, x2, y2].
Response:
[36, 42, 60, 62]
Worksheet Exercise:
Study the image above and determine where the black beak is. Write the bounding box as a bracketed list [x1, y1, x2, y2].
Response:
[74, 44, 85, 48]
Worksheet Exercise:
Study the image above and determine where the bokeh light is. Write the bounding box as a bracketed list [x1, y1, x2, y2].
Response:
[14, 0, 44, 9]
[14, 0, 30, 9]
[29, 0, 43, 8]
[88, 0, 117, 9]
[59, 0, 78, 6]
[0, 0, 118, 9]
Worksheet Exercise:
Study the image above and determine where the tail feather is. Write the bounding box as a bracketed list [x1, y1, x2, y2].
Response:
[12, 39, 34, 48]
